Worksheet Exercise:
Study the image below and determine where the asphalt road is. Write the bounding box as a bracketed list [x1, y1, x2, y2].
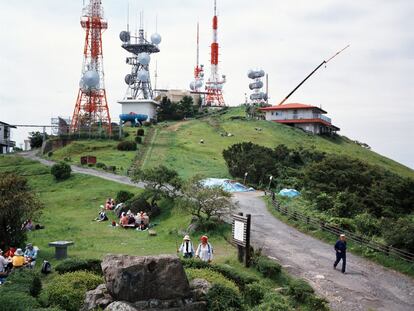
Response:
[21, 152, 414, 310]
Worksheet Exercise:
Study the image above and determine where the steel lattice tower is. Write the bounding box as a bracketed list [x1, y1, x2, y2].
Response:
[71, 0, 111, 133]
[205, 0, 226, 106]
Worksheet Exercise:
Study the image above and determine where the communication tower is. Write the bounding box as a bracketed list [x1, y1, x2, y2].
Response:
[120, 14, 161, 100]
[247, 69, 268, 104]
[71, 0, 112, 133]
[189, 23, 205, 94]
[205, 0, 226, 106]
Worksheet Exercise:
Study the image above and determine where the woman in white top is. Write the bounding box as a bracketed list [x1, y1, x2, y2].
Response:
[178, 235, 195, 258]
[195, 235, 213, 262]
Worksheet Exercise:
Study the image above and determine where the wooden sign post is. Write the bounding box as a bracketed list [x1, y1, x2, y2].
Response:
[232, 213, 251, 267]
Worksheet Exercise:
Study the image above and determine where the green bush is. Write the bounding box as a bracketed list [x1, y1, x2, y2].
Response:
[33, 308, 64, 311]
[106, 165, 116, 173]
[44, 271, 102, 311]
[51, 162, 71, 181]
[252, 292, 290, 311]
[117, 141, 137, 151]
[0, 292, 40, 311]
[186, 268, 239, 293]
[115, 190, 134, 204]
[243, 282, 268, 306]
[305, 296, 329, 311]
[288, 279, 314, 302]
[255, 256, 281, 280]
[181, 258, 210, 269]
[47, 151, 53, 157]
[55, 258, 102, 275]
[0, 269, 42, 297]
[135, 136, 143, 144]
[382, 217, 414, 252]
[213, 264, 258, 289]
[137, 128, 145, 136]
[206, 284, 243, 311]
[121, 193, 159, 217]
[96, 162, 106, 169]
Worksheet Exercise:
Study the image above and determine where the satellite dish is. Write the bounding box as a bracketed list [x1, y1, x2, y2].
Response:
[195, 80, 203, 88]
[119, 31, 131, 42]
[190, 81, 196, 90]
[82, 70, 99, 90]
[150, 33, 162, 45]
[137, 53, 151, 65]
[125, 74, 134, 85]
[249, 81, 264, 90]
[137, 69, 149, 82]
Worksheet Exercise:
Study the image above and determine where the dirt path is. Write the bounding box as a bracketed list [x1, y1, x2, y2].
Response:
[21, 152, 414, 310]
[233, 191, 414, 311]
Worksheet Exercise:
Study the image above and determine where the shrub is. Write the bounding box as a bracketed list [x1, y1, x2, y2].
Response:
[0, 292, 40, 311]
[288, 279, 314, 302]
[121, 194, 159, 217]
[47, 151, 53, 157]
[305, 296, 329, 310]
[181, 258, 210, 269]
[137, 128, 145, 136]
[117, 141, 137, 151]
[123, 132, 130, 138]
[115, 190, 134, 204]
[55, 258, 102, 275]
[382, 217, 414, 252]
[212, 264, 258, 289]
[243, 282, 268, 306]
[255, 256, 281, 280]
[51, 162, 71, 181]
[96, 162, 106, 169]
[135, 136, 143, 144]
[0, 269, 42, 297]
[206, 283, 243, 311]
[252, 292, 290, 311]
[106, 165, 116, 173]
[44, 271, 102, 311]
[186, 268, 239, 293]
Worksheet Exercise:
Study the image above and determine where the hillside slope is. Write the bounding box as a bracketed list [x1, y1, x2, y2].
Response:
[143, 108, 413, 179]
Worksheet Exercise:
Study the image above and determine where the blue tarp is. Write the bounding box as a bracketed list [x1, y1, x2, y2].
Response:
[279, 188, 300, 198]
[202, 178, 255, 193]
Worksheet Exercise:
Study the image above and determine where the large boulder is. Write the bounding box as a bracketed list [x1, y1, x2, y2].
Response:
[102, 255, 191, 302]
[189, 278, 211, 301]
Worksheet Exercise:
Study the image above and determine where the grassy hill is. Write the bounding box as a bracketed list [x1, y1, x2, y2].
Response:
[43, 107, 413, 180]
[142, 107, 413, 179]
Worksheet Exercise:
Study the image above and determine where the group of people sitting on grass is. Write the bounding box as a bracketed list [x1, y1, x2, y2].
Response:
[0, 243, 38, 283]
[177, 235, 214, 263]
[119, 211, 150, 230]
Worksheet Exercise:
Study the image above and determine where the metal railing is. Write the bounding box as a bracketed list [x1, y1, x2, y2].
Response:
[264, 191, 414, 263]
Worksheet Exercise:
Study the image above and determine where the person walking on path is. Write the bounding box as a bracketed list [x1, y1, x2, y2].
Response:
[178, 235, 195, 258]
[196, 235, 213, 263]
[334, 234, 347, 273]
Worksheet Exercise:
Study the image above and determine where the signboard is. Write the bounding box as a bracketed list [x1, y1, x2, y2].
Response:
[234, 220, 245, 243]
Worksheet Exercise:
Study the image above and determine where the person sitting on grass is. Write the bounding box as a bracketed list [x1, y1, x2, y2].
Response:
[24, 243, 37, 268]
[120, 212, 129, 227]
[128, 213, 136, 226]
[4, 246, 16, 259]
[95, 209, 109, 222]
[12, 248, 25, 269]
[0, 249, 9, 277]
[195, 235, 213, 263]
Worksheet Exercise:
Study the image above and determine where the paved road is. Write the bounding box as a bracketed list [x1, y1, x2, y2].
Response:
[21, 152, 414, 311]
[233, 191, 414, 311]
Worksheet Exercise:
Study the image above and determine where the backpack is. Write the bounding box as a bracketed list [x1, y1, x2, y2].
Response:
[41, 260, 52, 274]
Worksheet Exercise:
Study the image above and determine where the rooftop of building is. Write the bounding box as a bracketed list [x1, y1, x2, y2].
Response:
[260, 103, 327, 114]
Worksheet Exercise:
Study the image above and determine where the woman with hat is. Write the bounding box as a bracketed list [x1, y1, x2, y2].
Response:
[12, 248, 25, 268]
[178, 235, 195, 258]
[196, 235, 213, 263]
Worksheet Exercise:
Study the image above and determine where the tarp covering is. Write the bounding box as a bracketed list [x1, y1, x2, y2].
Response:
[279, 188, 300, 198]
[202, 178, 255, 193]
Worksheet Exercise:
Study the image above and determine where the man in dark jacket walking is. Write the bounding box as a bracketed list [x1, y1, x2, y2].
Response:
[334, 234, 347, 273]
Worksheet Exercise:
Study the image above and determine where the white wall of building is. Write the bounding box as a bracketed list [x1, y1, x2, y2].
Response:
[264, 109, 322, 121]
[118, 100, 159, 121]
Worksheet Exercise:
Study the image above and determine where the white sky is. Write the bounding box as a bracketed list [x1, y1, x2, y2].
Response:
[0, 0, 413, 169]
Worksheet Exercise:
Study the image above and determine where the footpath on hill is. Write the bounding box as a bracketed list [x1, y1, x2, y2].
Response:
[21, 152, 414, 311]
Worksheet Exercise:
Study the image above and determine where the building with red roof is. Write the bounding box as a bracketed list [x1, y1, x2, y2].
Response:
[259, 103, 340, 135]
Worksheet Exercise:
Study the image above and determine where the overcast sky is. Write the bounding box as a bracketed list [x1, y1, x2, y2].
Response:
[0, 0, 413, 169]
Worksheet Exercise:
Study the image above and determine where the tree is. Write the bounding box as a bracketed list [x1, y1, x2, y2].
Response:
[177, 96, 195, 118]
[130, 165, 182, 202]
[29, 131, 48, 149]
[51, 162, 72, 181]
[0, 173, 42, 249]
[179, 176, 237, 224]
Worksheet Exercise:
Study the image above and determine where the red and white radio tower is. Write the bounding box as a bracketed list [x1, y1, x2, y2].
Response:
[71, 0, 111, 133]
[205, 0, 226, 106]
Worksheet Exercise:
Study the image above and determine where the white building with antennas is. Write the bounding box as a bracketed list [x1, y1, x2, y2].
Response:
[118, 11, 161, 121]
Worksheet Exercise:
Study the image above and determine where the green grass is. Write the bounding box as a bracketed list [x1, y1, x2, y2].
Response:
[0, 155, 235, 267]
[48, 128, 138, 175]
[264, 196, 414, 278]
[143, 107, 413, 179]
